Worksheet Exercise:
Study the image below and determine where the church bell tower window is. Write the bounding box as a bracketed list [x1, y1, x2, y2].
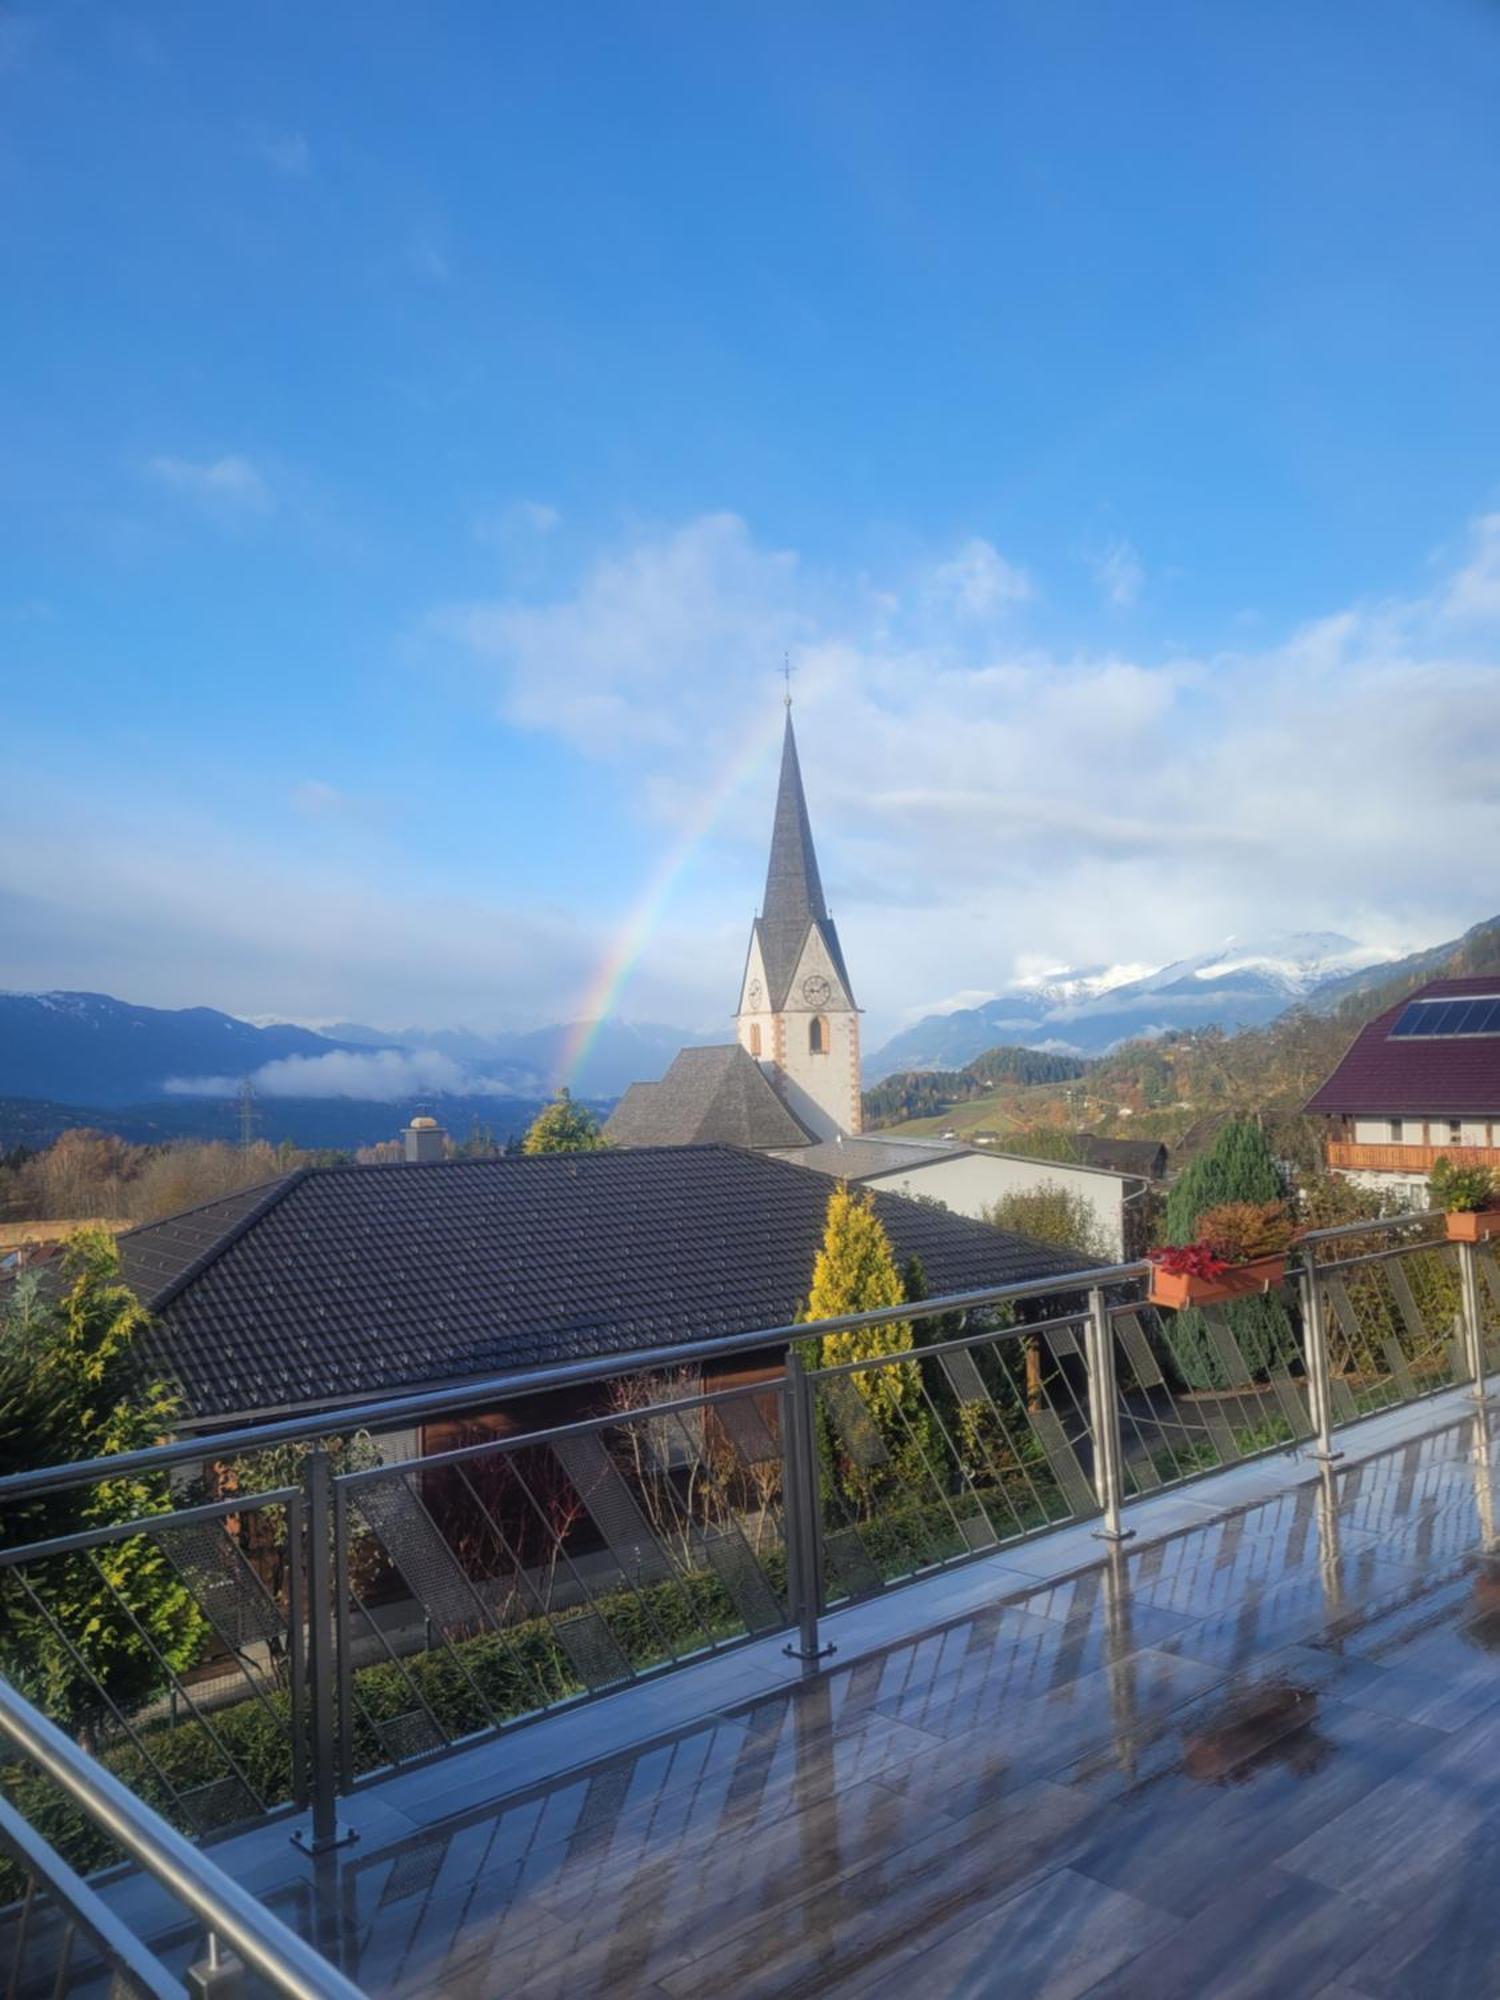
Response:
[749, 1022, 762, 1056]
[809, 1015, 828, 1056]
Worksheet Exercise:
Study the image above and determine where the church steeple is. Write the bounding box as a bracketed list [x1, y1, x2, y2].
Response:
[756, 714, 856, 1013]
[764, 713, 826, 923]
[735, 710, 861, 1139]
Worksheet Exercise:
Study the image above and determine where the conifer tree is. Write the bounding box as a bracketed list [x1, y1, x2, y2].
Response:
[1164, 1118, 1283, 1244]
[0, 1232, 208, 1736]
[1160, 1120, 1291, 1394]
[805, 1185, 919, 1429]
[521, 1088, 609, 1155]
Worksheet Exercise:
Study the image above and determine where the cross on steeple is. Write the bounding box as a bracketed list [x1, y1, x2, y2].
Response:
[781, 653, 793, 709]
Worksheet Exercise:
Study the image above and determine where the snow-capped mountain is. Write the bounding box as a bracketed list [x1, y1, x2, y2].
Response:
[865, 933, 1399, 1077]
[1006, 962, 1158, 1009]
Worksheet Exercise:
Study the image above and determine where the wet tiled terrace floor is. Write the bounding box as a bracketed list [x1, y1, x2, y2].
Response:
[224, 1397, 1500, 1996]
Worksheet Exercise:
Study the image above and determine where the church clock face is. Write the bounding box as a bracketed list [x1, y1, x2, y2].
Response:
[801, 974, 832, 1007]
[748, 979, 762, 1010]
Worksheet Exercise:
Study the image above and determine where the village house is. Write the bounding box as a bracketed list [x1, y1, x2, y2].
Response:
[1305, 974, 1500, 1204]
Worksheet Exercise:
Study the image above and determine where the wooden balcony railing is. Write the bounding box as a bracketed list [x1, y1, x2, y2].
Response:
[1327, 1140, 1498, 1173]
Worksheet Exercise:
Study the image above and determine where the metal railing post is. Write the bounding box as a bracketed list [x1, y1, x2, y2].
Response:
[1457, 1239, 1492, 1404]
[1297, 1255, 1343, 1463]
[0, 1681, 364, 2000]
[1085, 1288, 1134, 1543]
[186, 1931, 246, 1998]
[292, 1448, 356, 1855]
[781, 1347, 834, 1662]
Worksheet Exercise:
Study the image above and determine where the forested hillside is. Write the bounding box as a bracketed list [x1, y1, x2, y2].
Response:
[863, 1047, 1090, 1129]
[879, 918, 1500, 1163]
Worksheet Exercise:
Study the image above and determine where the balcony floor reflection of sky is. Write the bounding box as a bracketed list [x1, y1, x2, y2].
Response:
[169, 1395, 1500, 1996]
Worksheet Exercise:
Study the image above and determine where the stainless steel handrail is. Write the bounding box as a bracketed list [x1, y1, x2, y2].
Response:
[0, 1211, 1449, 1506]
[0, 1788, 179, 1998]
[1295, 1208, 1443, 1249]
[0, 1258, 1147, 1503]
[0, 1677, 363, 1999]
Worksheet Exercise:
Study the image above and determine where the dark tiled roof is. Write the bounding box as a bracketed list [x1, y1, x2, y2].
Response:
[1070, 1136, 1169, 1179]
[1305, 977, 1500, 1116]
[124, 1147, 1081, 1422]
[603, 1046, 815, 1150]
[118, 1178, 296, 1304]
[757, 716, 855, 1010]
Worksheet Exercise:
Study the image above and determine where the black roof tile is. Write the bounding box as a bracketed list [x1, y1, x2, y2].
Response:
[120, 1146, 1081, 1422]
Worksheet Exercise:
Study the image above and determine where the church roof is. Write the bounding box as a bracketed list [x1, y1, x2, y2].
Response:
[756, 715, 855, 1010]
[603, 1044, 817, 1150]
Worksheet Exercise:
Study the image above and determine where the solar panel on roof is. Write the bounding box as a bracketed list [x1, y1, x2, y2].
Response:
[1390, 997, 1500, 1039]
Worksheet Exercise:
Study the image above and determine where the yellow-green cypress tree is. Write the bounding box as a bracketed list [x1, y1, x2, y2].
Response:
[521, 1088, 609, 1155]
[805, 1184, 919, 1426]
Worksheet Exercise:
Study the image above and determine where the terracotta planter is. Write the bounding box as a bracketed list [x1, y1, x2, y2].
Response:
[1446, 1209, 1500, 1243]
[1149, 1254, 1288, 1311]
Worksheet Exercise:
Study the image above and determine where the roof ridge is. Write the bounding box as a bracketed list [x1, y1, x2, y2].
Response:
[142, 1168, 311, 1312]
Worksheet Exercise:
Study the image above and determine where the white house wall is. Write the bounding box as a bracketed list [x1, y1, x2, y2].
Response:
[870, 1153, 1129, 1258]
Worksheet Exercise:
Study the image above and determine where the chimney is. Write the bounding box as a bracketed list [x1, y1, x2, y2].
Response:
[403, 1115, 447, 1164]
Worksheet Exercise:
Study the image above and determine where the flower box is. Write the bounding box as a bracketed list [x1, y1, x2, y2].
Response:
[1445, 1210, 1500, 1243]
[1149, 1254, 1288, 1311]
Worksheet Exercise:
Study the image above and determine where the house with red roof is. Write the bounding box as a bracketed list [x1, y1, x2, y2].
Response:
[1304, 976, 1500, 1203]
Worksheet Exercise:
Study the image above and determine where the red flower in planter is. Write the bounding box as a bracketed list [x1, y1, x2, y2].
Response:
[1149, 1242, 1231, 1281]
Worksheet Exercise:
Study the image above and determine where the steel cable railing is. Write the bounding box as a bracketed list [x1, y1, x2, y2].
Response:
[0, 1212, 1494, 1887]
[0, 1676, 360, 1998]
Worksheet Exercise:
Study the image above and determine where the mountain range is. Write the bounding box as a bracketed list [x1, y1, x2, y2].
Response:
[864, 932, 1399, 1078]
[0, 991, 717, 1113]
[0, 918, 1480, 1151]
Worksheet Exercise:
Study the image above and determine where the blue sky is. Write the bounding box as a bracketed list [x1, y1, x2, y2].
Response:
[3, 1, 1500, 1049]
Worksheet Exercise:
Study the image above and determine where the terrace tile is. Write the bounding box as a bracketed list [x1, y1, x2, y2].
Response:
[112, 1391, 1500, 1995]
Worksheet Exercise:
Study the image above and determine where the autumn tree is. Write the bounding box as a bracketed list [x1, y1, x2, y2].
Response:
[521, 1089, 609, 1155]
[985, 1183, 1111, 1264]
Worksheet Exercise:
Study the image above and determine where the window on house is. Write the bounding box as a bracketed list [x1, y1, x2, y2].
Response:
[1450, 1120, 1463, 1145]
[749, 1023, 761, 1056]
[1388, 1120, 1403, 1144]
[809, 1015, 827, 1055]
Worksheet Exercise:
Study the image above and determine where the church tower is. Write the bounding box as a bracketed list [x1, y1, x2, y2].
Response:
[735, 711, 862, 1139]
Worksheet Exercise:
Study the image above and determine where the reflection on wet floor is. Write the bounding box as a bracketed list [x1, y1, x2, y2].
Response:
[305, 1412, 1500, 1995]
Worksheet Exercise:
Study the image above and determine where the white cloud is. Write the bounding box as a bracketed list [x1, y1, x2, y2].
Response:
[435, 512, 810, 756]
[7, 506, 1497, 1050]
[507, 500, 560, 536]
[245, 125, 311, 177]
[167, 1048, 519, 1102]
[1093, 537, 1144, 609]
[433, 507, 1500, 1039]
[1444, 513, 1500, 622]
[0, 797, 629, 1033]
[407, 231, 450, 282]
[147, 454, 273, 515]
[473, 501, 561, 550]
[927, 538, 1032, 619]
[288, 780, 388, 828]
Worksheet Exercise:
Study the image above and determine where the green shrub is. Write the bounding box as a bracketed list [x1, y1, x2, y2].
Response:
[1165, 1120, 1284, 1245]
[1160, 1293, 1294, 1392]
[1430, 1156, 1496, 1214]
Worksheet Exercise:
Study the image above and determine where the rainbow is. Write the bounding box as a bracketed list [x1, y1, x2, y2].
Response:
[559, 708, 789, 1089]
